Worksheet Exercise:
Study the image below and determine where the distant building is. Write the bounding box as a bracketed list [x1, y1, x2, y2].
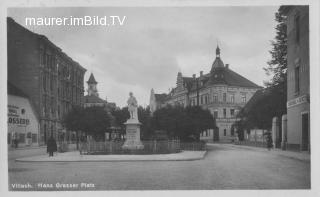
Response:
[7, 17, 86, 145]
[84, 73, 106, 108]
[149, 89, 168, 114]
[84, 73, 117, 110]
[7, 82, 40, 148]
[150, 46, 262, 141]
[282, 6, 310, 151]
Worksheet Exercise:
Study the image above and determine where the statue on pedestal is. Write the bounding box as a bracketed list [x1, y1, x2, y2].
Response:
[122, 92, 144, 150]
[127, 92, 138, 120]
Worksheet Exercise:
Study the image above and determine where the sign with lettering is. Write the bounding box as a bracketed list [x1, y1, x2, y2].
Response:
[287, 94, 309, 108]
[7, 105, 30, 126]
[126, 129, 137, 140]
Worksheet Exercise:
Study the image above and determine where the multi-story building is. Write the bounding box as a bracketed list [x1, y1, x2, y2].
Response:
[150, 46, 262, 141]
[281, 6, 310, 151]
[7, 17, 86, 145]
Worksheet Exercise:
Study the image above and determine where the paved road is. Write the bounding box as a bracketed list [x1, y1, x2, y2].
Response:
[8, 144, 310, 190]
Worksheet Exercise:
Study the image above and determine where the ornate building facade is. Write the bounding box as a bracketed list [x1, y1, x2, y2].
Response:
[7, 18, 86, 145]
[150, 46, 262, 141]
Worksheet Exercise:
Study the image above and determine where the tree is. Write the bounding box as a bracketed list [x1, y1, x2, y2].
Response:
[151, 105, 215, 141]
[81, 106, 111, 141]
[138, 106, 152, 140]
[235, 85, 287, 136]
[62, 106, 111, 142]
[62, 106, 84, 149]
[111, 107, 130, 131]
[264, 7, 287, 87]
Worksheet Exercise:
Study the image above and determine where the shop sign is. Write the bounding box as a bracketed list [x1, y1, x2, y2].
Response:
[287, 94, 309, 108]
[7, 104, 30, 126]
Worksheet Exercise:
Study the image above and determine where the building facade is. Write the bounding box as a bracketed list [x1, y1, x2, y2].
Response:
[282, 6, 310, 151]
[7, 18, 86, 145]
[7, 83, 40, 148]
[150, 46, 261, 141]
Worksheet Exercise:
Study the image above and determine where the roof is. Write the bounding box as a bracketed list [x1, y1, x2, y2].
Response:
[211, 57, 225, 69]
[8, 82, 29, 98]
[87, 73, 97, 84]
[209, 67, 261, 88]
[155, 94, 168, 103]
[84, 94, 105, 103]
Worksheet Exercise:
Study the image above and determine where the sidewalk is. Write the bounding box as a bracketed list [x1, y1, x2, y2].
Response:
[208, 143, 310, 162]
[15, 150, 207, 162]
[8, 145, 46, 151]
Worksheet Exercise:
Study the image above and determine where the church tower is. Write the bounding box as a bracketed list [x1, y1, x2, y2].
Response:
[87, 73, 99, 96]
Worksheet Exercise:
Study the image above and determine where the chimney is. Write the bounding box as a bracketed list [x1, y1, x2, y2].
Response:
[200, 71, 203, 77]
[226, 64, 229, 69]
[192, 74, 196, 79]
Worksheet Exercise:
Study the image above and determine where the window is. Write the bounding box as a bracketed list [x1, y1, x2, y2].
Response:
[200, 96, 203, 105]
[43, 75, 46, 91]
[205, 95, 208, 104]
[223, 93, 227, 102]
[50, 77, 53, 91]
[295, 64, 300, 94]
[213, 94, 218, 103]
[230, 94, 235, 103]
[191, 99, 196, 106]
[223, 108, 226, 118]
[230, 109, 235, 117]
[224, 129, 227, 136]
[213, 110, 218, 118]
[295, 15, 300, 44]
[32, 134, 37, 143]
[241, 95, 246, 103]
[19, 133, 25, 143]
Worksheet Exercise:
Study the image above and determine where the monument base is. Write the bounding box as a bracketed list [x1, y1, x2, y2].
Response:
[122, 120, 144, 150]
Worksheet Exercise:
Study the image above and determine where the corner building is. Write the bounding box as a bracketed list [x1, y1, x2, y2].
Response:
[151, 46, 261, 141]
[282, 6, 310, 151]
[7, 18, 86, 145]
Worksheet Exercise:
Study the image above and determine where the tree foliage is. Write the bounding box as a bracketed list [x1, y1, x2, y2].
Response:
[151, 105, 215, 141]
[62, 106, 111, 141]
[235, 83, 287, 135]
[264, 7, 287, 87]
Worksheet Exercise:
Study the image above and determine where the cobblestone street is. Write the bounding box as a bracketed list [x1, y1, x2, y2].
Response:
[8, 144, 310, 190]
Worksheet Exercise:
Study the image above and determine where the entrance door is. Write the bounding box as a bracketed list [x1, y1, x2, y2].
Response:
[301, 113, 309, 151]
[214, 128, 219, 141]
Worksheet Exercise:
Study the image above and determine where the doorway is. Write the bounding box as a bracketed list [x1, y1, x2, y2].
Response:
[301, 113, 309, 151]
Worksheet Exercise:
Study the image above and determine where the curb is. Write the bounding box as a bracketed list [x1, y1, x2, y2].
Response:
[209, 143, 310, 163]
[15, 151, 207, 162]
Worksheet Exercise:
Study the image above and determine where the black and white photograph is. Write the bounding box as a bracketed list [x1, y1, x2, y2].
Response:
[1, 0, 319, 196]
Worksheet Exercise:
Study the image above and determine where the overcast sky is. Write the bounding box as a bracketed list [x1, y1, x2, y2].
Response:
[8, 6, 279, 107]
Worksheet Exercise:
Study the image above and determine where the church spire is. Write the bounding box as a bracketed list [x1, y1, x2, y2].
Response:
[216, 45, 220, 58]
[211, 45, 225, 72]
[87, 73, 99, 96]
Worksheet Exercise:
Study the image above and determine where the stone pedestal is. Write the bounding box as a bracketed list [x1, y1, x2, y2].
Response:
[122, 119, 144, 150]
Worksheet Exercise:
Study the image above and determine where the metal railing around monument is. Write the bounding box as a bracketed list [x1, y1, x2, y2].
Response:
[80, 140, 206, 155]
